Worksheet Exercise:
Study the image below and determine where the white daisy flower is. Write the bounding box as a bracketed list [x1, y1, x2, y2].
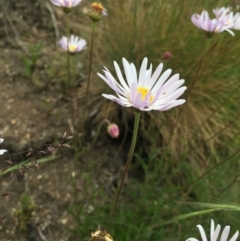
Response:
[50, 0, 82, 8]
[191, 10, 234, 34]
[98, 57, 187, 111]
[187, 219, 239, 241]
[59, 35, 87, 53]
[213, 7, 240, 31]
[0, 139, 7, 155]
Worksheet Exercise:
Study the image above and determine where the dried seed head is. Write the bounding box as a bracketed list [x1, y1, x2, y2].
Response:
[89, 230, 114, 241]
[89, 2, 107, 22]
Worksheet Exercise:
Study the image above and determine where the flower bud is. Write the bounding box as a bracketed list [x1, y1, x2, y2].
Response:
[162, 51, 172, 60]
[107, 123, 120, 138]
[89, 2, 107, 22]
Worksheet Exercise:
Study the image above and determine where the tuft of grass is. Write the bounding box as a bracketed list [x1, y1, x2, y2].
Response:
[22, 42, 43, 79]
[69, 144, 240, 241]
[87, 0, 240, 167]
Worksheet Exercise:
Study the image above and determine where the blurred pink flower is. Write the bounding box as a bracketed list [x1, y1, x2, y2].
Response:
[98, 57, 186, 111]
[59, 35, 87, 53]
[213, 7, 240, 31]
[107, 123, 120, 138]
[191, 10, 235, 35]
[162, 51, 172, 60]
[50, 0, 82, 8]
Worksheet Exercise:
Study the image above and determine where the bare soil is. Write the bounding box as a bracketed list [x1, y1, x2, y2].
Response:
[0, 1, 125, 240]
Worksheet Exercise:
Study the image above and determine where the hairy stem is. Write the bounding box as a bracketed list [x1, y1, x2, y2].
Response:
[83, 22, 96, 126]
[110, 111, 141, 225]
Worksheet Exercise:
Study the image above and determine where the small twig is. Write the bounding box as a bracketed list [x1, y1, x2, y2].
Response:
[3, 3, 21, 42]
[24, 173, 29, 193]
[67, 118, 75, 135]
[45, 1, 59, 46]
[37, 227, 48, 241]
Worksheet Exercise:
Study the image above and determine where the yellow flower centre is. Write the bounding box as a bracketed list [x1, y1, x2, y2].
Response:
[91, 2, 104, 12]
[68, 44, 77, 52]
[137, 86, 154, 102]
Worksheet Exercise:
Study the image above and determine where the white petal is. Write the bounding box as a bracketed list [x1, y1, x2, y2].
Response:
[0, 139, 4, 143]
[144, 64, 152, 88]
[97, 72, 125, 96]
[122, 58, 134, 87]
[0, 149, 7, 155]
[187, 238, 200, 241]
[148, 63, 163, 89]
[229, 231, 239, 241]
[220, 226, 230, 241]
[130, 82, 137, 104]
[161, 74, 180, 90]
[130, 63, 137, 85]
[102, 94, 132, 107]
[166, 87, 187, 102]
[159, 99, 186, 111]
[138, 57, 148, 86]
[162, 79, 185, 94]
[114, 60, 130, 90]
[212, 225, 221, 241]
[151, 69, 172, 92]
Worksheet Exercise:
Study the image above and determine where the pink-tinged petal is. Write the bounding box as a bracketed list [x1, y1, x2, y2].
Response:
[73, 0, 82, 6]
[103, 68, 127, 94]
[101, 71, 126, 97]
[50, 0, 62, 6]
[191, 15, 202, 28]
[102, 94, 132, 107]
[132, 93, 143, 109]
[104, 71, 128, 96]
[159, 99, 186, 111]
[129, 82, 138, 104]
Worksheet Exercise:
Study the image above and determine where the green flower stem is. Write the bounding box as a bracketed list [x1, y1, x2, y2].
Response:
[110, 111, 141, 224]
[83, 22, 96, 125]
[65, 12, 78, 202]
[66, 13, 75, 129]
[91, 119, 110, 149]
